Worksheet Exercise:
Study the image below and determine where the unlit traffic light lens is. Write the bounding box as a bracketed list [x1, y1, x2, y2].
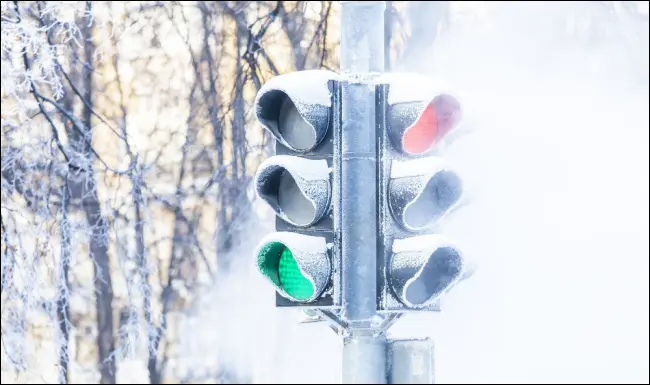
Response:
[389, 241, 465, 308]
[278, 97, 318, 152]
[403, 247, 463, 306]
[277, 169, 317, 227]
[403, 170, 462, 230]
[254, 156, 331, 228]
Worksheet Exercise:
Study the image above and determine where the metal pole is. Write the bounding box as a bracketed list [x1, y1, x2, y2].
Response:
[340, 1, 386, 383]
[342, 335, 387, 383]
[340, 1, 386, 75]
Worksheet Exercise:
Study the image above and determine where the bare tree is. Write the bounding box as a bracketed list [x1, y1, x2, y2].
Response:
[1, 1, 341, 383]
[78, 4, 117, 382]
[56, 176, 72, 384]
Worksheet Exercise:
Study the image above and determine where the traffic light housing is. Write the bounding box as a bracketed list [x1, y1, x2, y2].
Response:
[253, 70, 341, 308]
[252, 70, 473, 312]
[376, 73, 470, 312]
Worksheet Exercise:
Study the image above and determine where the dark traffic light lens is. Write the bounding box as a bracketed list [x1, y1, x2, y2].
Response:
[404, 247, 463, 306]
[403, 171, 462, 230]
[278, 97, 317, 151]
[277, 170, 317, 227]
[255, 158, 330, 228]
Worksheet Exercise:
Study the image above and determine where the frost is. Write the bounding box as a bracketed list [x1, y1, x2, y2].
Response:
[255, 232, 330, 302]
[376, 72, 454, 105]
[257, 155, 330, 181]
[371, 315, 385, 326]
[388, 157, 463, 231]
[390, 157, 449, 179]
[257, 232, 327, 254]
[390, 235, 466, 308]
[254, 156, 331, 227]
[392, 234, 453, 254]
[256, 70, 341, 107]
[255, 71, 337, 151]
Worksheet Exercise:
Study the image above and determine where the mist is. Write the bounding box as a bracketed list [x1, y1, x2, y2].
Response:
[184, 2, 649, 383]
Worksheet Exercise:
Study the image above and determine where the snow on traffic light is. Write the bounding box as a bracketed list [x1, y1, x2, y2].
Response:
[252, 70, 341, 308]
[252, 70, 473, 311]
[376, 73, 472, 311]
[255, 232, 331, 303]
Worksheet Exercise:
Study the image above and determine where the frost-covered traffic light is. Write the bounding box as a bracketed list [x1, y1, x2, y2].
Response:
[376, 73, 471, 311]
[253, 70, 341, 308]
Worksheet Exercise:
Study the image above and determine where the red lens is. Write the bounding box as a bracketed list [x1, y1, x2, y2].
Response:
[403, 104, 438, 155]
[402, 94, 460, 155]
[433, 94, 461, 140]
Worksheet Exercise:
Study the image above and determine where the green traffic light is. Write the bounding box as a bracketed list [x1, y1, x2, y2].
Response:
[257, 241, 314, 301]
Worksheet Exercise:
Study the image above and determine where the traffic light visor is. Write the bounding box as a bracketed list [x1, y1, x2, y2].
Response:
[403, 170, 462, 230]
[398, 94, 461, 155]
[258, 241, 314, 301]
[255, 70, 337, 152]
[255, 233, 331, 303]
[390, 235, 465, 308]
[254, 156, 331, 227]
[389, 158, 463, 232]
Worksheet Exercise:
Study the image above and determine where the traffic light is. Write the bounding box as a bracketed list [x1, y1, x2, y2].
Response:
[376, 73, 470, 311]
[253, 70, 341, 308]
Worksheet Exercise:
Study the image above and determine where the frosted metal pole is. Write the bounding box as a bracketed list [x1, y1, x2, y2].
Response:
[340, 1, 386, 383]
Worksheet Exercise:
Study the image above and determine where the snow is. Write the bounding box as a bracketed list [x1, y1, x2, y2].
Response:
[254, 232, 330, 303]
[254, 72, 336, 151]
[255, 155, 330, 181]
[254, 155, 331, 227]
[255, 70, 340, 108]
[392, 234, 454, 254]
[256, 232, 327, 255]
[390, 157, 449, 179]
[389, 234, 466, 308]
[376, 72, 454, 105]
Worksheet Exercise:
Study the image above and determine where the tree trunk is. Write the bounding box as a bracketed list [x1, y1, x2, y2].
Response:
[197, 3, 231, 260]
[83, 190, 116, 384]
[56, 177, 71, 384]
[56, 40, 77, 385]
[81, 3, 116, 382]
[132, 172, 158, 384]
[279, 2, 308, 70]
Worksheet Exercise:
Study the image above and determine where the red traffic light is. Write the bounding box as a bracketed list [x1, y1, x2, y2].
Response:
[402, 95, 461, 155]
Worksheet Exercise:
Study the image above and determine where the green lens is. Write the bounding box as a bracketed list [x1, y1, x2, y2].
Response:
[257, 241, 314, 301]
[278, 246, 314, 301]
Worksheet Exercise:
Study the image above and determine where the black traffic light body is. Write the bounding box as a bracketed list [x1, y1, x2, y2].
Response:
[253, 70, 471, 313]
[375, 74, 467, 312]
[253, 70, 342, 309]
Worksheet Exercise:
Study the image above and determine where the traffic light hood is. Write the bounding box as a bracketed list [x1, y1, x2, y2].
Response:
[255, 70, 340, 152]
[377, 73, 461, 155]
[254, 155, 331, 227]
[388, 158, 463, 232]
[376, 72, 454, 105]
[389, 234, 466, 308]
[255, 232, 331, 303]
